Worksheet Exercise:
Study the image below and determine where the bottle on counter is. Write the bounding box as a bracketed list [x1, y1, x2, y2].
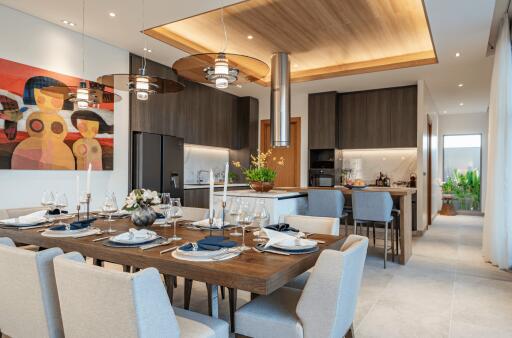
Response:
[383, 175, 391, 187]
[376, 172, 384, 187]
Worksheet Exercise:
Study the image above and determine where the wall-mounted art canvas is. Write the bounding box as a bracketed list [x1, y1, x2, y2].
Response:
[0, 57, 114, 170]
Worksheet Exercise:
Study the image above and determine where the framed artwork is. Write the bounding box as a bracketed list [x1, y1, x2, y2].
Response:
[0, 57, 114, 170]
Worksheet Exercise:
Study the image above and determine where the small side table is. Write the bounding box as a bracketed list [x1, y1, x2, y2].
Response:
[440, 194, 457, 216]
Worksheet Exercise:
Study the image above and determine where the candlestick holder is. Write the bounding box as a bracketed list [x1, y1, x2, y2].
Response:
[85, 193, 91, 220]
[76, 204, 81, 222]
[221, 201, 227, 238]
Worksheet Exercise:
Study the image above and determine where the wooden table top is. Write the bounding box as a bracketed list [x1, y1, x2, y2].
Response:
[282, 186, 417, 197]
[0, 218, 344, 295]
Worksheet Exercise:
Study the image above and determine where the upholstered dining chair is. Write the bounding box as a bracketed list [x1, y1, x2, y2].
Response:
[53, 252, 229, 338]
[284, 214, 340, 236]
[235, 235, 368, 338]
[181, 207, 209, 221]
[306, 189, 349, 236]
[352, 191, 394, 268]
[0, 237, 64, 338]
[0, 207, 46, 250]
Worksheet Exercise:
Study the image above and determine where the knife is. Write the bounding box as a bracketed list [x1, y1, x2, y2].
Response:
[140, 240, 171, 250]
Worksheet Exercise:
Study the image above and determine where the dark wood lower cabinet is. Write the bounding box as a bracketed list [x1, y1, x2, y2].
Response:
[184, 186, 248, 208]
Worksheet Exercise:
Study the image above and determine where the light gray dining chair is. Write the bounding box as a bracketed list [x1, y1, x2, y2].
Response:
[53, 252, 229, 338]
[181, 207, 209, 221]
[0, 237, 64, 338]
[352, 191, 394, 268]
[235, 235, 368, 338]
[306, 189, 349, 236]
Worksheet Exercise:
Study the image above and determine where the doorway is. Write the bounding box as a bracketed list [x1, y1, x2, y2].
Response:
[260, 117, 301, 187]
[427, 121, 432, 225]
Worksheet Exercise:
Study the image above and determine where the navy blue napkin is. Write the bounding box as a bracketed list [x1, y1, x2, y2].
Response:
[48, 209, 69, 215]
[265, 223, 299, 232]
[155, 212, 165, 219]
[180, 236, 237, 251]
[50, 218, 96, 231]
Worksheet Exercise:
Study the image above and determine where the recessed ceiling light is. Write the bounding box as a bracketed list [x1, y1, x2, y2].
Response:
[455, 52, 461, 57]
[247, 35, 253, 40]
[459, 102, 464, 106]
[61, 20, 75, 26]
[442, 110, 447, 114]
[69, 22, 75, 26]
[236, 84, 243, 88]
[458, 83, 464, 87]
[143, 47, 152, 53]
[62, 20, 69, 24]
[109, 12, 116, 17]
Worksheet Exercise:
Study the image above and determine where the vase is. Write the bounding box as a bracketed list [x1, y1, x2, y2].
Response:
[131, 206, 157, 227]
[249, 181, 274, 192]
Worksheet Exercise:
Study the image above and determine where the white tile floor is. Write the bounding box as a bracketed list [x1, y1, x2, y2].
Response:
[100, 215, 512, 337]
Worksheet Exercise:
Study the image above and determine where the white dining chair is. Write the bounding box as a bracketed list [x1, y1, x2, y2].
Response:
[0, 237, 64, 338]
[283, 214, 339, 289]
[181, 207, 209, 221]
[53, 252, 229, 338]
[235, 235, 368, 338]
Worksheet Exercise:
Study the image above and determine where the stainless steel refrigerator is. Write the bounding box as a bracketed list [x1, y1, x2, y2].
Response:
[132, 132, 184, 201]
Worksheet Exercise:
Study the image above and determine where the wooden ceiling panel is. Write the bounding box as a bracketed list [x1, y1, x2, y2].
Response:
[145, 0, 436, 85]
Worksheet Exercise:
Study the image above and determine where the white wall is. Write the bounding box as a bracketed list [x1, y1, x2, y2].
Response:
[0, 5, 129, 210]
[438, 112, 488, 209]
[417, 80, 440, 231]
[184, 144, 229, 184]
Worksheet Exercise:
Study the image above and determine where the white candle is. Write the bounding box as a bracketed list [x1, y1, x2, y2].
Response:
[75, 175, 80, 205]
[209, 169, 214, 219]
[86, 163, 92, 194]
[223, 162, 229, 203]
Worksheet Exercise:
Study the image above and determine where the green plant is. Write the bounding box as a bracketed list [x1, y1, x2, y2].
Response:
[444, 169, 480, 210]
[228, 172, 238, 183]
[232, 149, 284, 183]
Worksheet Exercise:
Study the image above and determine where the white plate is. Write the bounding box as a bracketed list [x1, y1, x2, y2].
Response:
[192, 219, 228, 229]
[0, 218, 46, 227]
[272, 239, 317, 251]
[45, 227, 89, 235]
[172, 249, 239, 262]
[176, 247, 227, 257]
[109, 233, 158, 245]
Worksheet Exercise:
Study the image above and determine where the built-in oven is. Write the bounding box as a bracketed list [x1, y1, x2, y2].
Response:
[309, 169, 335, 187]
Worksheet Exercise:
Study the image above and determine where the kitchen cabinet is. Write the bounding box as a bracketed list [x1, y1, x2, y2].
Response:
[338, 91, 367, 149]
[184, 186, 248, 208]
[389, 86, 417, 147]
[308, 92, 338, 149]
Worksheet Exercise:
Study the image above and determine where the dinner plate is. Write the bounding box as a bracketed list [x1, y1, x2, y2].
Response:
[109, 232, 158, 245]
[176, 247, 228, 257]
[272, 239, 317, 251]
[45, 226, 89, 235]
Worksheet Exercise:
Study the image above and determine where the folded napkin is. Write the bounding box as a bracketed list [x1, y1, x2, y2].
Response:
[155, 212, 165, 219]
[180, 236, 236, 251]
[50, 218, 97, 231]
[0, 210, 47, 226]
[192, 218, 228, 229]
[113, 228, 156, 242]
[265, 223, 299, 232]
[263, 228, 316, 249]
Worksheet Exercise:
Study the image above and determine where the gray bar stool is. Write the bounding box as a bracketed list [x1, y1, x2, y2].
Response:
[351, 191, 394, 268]
[306, 189, 349, 236]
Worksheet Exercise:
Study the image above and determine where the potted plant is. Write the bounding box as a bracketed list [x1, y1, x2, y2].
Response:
[233, 149, 284, 192]
[123, 189, 161, 227]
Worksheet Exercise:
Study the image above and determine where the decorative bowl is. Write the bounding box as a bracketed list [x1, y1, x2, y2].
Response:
[250, 181, 274, 192]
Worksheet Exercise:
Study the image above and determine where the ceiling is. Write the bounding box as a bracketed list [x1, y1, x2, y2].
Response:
[146, 0, 437, 85]
[0, 0, 498, 115]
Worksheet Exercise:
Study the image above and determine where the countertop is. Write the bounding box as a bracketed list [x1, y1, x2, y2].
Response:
[184, 183, 249, 190]
[282, 186, 417, 196]
[213, 189, 306, 199]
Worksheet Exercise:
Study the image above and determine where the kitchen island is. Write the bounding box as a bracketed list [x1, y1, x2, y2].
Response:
[213, 189, 308, 223]
[283, 186, 416, 265]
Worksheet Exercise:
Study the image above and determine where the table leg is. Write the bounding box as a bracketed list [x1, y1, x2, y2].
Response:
[399, 194, 412, 264]
[163, 275, 175, 304]
[250, 292, 259, 300]
[206, 283, 219, 318]
[184, 278, 193, 310]
[122, 265, 131, 272]
[228, 288, 237, 332]
[93, 258, 103, 267]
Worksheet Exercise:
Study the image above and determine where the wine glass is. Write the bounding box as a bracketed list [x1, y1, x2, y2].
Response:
[238, 201, 254, 251]
[167, 198, 183, 241]
[41, 190, 55, 222]
[159, 193, 171, 220]
[229, 198, 242, 237]
[102, 193, 118, 233]
[54, 193, 69, 226]
[252, 198, 269, 242]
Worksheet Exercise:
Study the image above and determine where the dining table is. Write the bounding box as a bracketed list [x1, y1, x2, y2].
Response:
[0, 216, 345, 332]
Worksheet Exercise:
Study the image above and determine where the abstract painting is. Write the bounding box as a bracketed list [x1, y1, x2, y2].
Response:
[0, 57, 114, 170]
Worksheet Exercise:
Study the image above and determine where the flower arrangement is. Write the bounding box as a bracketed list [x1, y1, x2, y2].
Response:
[123, 189, 161, 211]
[233, 149, 284, 192]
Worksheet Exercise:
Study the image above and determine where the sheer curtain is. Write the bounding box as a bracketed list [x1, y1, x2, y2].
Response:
[482, 15, 512, 270]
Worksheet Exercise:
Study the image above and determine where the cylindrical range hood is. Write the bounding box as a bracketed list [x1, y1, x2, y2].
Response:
[270, 52, 291, 148]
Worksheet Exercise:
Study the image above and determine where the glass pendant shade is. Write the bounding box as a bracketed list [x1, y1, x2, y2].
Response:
[42, 81, 121, 110]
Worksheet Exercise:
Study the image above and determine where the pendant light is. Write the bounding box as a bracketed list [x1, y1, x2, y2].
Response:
[42, 0, 121, 109]
[96, 0, 185, 98]
[172, 2, 269, 88]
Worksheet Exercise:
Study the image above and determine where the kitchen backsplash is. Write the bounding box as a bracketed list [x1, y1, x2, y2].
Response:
[184, 144, 229, 184]
[342, 148, 417, 184]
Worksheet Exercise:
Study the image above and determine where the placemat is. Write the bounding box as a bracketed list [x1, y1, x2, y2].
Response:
[41, 227, 101, 238]
[102, 237, 166, 248]
[171, 249, 240, 262]
[256, 243, 319, 255]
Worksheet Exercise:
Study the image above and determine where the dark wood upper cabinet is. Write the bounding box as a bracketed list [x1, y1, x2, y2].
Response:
[338, 91, 368, 149]
[308, 92, 338, 149]
[389, 85, 417, 147]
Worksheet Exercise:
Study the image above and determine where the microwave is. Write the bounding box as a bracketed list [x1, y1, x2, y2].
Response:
[309, 169, 335, 187]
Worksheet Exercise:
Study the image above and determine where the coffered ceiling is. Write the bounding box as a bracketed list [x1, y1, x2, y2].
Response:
[146, 0, 437, 85]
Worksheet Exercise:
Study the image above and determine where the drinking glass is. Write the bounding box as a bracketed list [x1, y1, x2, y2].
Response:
[167, 198, 183, 241]
[54, 193, 69, 226]
[102, 193, 118, 233]
[229, 198, 242, 237]
[41, 190, 55, 222]
[160, 193, 171, 214]
[238, 201, 254, 251]
[252, 198, 269, 242]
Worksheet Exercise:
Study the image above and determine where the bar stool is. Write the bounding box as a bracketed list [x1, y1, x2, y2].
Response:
[352, 191, 394, 268]
[306, 189, 349, 236]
